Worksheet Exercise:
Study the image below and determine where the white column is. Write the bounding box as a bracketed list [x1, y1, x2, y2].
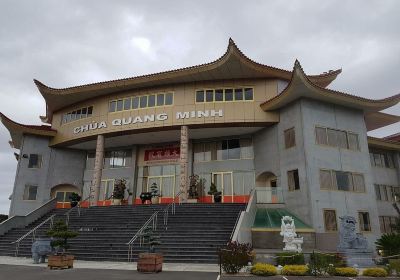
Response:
[90, 135, 104, 207]
[179, 126, 189, 202]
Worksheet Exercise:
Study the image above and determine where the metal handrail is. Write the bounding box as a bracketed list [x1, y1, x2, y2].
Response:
[126, 191, 184, 261]
[126, 211, 159, 262]
[64, 196, 91, 225]
[11, 213, 56, 256]
[163, 191, 183, 229]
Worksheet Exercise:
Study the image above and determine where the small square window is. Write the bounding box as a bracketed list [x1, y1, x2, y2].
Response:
[165, 93, 173, 105]
[196, 91, 204, 103]
[358, 212, 371, 232]
[157, 94, 165, 106]
[123, 98, 131, 110]
[81, 107, 87, 118]
[205, 90, 214, 102]
[109, 101, 116, 112]
[284, 127, 296, 148]
[116, 100, 123, 111]
[140, 96, 148, 108]
[87, 106, 93, 116]
[323, 209, 338, 231]
[215, 89, 223, 101]
[234, 88, 243, 100]
[288, 169, 300, 191]
[225, 89, 233, 101]
[76, 109, 81, 120]
[28, 154, 41, 168]
[132, 97, 139, 109]
[148, 95, 156, 107]
[23, 185, 38, 200]
[244, 88, 253, 100]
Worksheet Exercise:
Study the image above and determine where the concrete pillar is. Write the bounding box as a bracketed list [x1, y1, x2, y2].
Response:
[179, 126, 189, 202]
[90, 135, 104, 207]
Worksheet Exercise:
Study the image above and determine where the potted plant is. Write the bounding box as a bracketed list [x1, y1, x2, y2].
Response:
[150, 182, 160, 204]
[46, 220, 78, 269]
[68, 192, 81, 208]
[112, 179, 126, 205]
[137, 225, 163, 273]
[188, 174, 199, 202]
[208, 182, 222, 203]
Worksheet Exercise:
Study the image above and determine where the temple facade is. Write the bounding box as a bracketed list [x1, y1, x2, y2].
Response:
[1, 39, 400, 251]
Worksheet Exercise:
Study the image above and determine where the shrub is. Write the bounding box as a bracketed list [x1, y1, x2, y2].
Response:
[389, 259, 400, 275]
[362, 267, 388, 277]
[251, 263, 277, 276]
[309, 252, 344, 276]
[334, 267, 358, 277]
[219, 241, 253, 274]
[376, 233, 400, 258]
[281, 265, 308, 276]
[276, 252, 305, 266]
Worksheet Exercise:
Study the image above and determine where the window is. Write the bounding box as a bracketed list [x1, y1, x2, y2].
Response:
[195, 87, 254, 103]
[379, 216, 397, 233]
[196, 90, 204, 103]
[358, 212, 371, 231]
[375, 184, 400, 202]
[109, 92, 174, 112]
[315, 126, 359, 151]
[323, 209, 338, 231]
[62, 106, 93, 124]
[23, 185, 38, 200]
[335, 171, 352, 191]
[284, 127, 296, 148]
[148, 95, 156, 107]
[288, 169, 300, 191]
[193, 138, 253, 162]
[28, 154, 41, 168]
[320, 170, 334, 190]
[319, 169, 365, 192]
[370, 150, 395, 168]
[105, 150, 131, 168]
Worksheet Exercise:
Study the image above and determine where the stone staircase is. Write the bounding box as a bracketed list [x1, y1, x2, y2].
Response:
[0, 203, 245, 263]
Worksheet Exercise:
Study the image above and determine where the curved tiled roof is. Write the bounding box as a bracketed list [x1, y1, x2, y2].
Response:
[0, 113, 56, 149]
[34, 38, 341, 123]
[260, 60, 400, 112]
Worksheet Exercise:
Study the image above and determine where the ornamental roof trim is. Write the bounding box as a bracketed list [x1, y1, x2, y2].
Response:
[34, 38, 341, 123]
[0, 113, 56, 149]
[260, 60, 400, 112]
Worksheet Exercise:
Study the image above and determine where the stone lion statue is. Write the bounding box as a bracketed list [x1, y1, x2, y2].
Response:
[338, 215, 368, 250]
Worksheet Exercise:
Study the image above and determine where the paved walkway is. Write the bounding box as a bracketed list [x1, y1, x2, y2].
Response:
[0, 264, 217, 280]
[0, 256, 219, 272]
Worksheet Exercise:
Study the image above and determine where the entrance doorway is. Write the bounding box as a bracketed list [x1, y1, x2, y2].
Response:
[51, 184, 80, 208]
[147, 175, 175, 203]
[212, 172, 233, 203]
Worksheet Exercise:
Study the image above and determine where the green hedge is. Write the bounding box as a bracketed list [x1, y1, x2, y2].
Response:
[276, 252, 305, 266]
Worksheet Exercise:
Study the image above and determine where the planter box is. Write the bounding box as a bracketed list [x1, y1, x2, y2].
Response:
[48, 255, 74, 269]
[137, 253, 163, 273]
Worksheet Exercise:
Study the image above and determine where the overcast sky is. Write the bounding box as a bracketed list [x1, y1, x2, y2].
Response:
[0, 0, 399, 214]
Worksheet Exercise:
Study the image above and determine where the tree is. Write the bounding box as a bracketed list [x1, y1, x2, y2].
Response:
[46, 220, 78, 254]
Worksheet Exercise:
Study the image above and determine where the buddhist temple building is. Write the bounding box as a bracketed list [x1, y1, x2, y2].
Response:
[1, 38, 400, 252]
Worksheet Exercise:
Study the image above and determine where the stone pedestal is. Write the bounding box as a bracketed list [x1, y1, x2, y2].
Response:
[339, 249, 375, 267]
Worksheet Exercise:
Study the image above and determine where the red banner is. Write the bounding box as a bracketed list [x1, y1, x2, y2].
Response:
[144, 147, 180, 162]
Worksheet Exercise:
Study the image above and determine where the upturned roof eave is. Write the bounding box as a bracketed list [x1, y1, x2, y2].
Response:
[34, 38, 341, 123]
[260, 60, 400, 113]
[0, 113, 57, 149]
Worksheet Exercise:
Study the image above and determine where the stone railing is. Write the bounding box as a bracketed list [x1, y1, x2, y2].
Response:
[231, 189, 258, 244]
[0, 198, 57, 236]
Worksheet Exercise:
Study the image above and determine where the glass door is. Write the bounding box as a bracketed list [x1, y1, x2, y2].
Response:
[212, 172, 233, 202]
[147, 175, 175, 203]
[55, 191, 74, 208]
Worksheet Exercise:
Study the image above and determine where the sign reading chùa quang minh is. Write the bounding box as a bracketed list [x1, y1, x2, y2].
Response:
[73, 109, 223, 134]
